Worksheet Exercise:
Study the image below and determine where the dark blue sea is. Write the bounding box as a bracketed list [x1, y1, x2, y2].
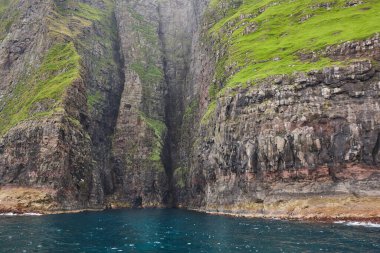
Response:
[0, 209, 379, 252]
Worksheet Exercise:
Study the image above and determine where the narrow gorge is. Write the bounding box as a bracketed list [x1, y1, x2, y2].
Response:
[0, 0, 379, 220]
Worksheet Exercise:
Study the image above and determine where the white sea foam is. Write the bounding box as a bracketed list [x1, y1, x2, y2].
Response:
[23, 213, 42, 216]
[345, 222, 380, 228]
[0, 213, 17, 216]
[0, 212, 42, 216]
[334, 221, 380, 228]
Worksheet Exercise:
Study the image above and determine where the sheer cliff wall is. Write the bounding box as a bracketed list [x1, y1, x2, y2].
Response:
[181, 0, 380, 219]
[0, 0, 207, 212]
[0, 0, 379, 219]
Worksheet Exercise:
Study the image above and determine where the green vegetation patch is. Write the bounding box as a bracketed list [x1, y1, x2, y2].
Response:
[209, 0, 380, 88]
[174, 167, 188, 189]
[75, 3, 104, 21]
[54, 0, 111, 22]
[131, 62, 164, 85]
[50, 0, 117, 114]
[50, 0, 114, 39]
[131, 23, 157, 44]
[0, 42, 81, 135]
[0, 0, 12, 16]
[202, 0, 380, 122]
[127, 6, 163, 86]
[139, 112, 167, 163]
[183, 99, 199, 122]
[87, 90, 103, 111]
[201, 100, 217, 125]
[0, 0, 19, 40]
[127, 6, 158, 44]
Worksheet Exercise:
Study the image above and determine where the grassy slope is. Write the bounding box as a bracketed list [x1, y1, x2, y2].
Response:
[0, 0, 116, 135]
[50, 1, 112, 38]
[0, 0, 11, 15]
[0, 43, 81, 135]
[53, 0, 116, 113]
[0, 0, 19, 40]
[208, 0, 380, 92]
[50, 0, 117, 114]
[200, 0, 380, 123]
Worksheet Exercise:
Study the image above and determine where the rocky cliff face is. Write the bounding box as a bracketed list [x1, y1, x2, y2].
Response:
[110, 0, 209, 207]
[0, 0, 379, 219]
[181, 0, 380, 219]
[111, 0, 168, 208]
[0, 0, 207, 212]
[186, 51, 380, 218]
[0, 0, 96, 212]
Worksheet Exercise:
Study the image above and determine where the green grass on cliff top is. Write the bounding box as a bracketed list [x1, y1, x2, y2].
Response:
[209, 0, 380, 90]
[0, 0, 12, 16]
[0, 43, 81, 135]
[50, 0, 114, 40]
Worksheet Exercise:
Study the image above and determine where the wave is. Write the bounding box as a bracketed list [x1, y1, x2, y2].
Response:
[334, 221, 380, 228]
[0, 212, 42, 216]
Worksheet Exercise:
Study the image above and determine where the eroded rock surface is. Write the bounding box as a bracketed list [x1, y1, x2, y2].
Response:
[0, 0, 379, 219]
[184, 37, 380, 219]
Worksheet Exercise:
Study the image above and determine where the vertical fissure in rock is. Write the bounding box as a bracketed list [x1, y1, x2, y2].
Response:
[84, 3, 132, 206]
[108, 11, 127, 194]
[81, 7, 128, 206]
[108, 0, 205, 207]
[373, 133, 380, 165]
[157, 3, 176, 207]
[156, 1, 197, 207]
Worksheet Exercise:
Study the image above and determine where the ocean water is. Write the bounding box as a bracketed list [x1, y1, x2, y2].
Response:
[0, 209, 379, 253]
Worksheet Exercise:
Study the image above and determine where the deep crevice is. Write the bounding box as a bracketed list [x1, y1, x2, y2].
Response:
[372, 133, 380, 165]
[158, 3, 176, 208]
[156, 2, 194, 208]
[107, 10, 127, 196]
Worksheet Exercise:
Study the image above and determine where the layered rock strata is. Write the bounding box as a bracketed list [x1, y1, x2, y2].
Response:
[184, 36, 380, 219]
[0, 0, 379, 220]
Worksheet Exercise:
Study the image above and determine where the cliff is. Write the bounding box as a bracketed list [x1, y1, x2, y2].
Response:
[181, 0, 380, 219]
[0, 0, 379, 219]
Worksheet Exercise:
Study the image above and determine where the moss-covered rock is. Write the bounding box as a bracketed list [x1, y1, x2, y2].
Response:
[202, 0, 380, 122]
[0, 42, 81, 135]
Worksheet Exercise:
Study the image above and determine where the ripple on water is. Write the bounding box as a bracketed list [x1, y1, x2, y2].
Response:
[0, 209, 379, 252]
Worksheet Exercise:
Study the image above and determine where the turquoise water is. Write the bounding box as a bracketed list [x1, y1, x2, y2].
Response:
[0, 209, 379, 252]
